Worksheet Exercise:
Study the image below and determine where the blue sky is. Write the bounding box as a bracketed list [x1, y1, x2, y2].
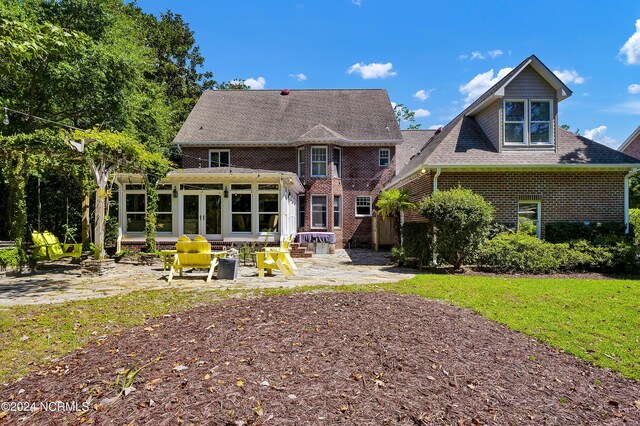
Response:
[136, 0, 640, 148]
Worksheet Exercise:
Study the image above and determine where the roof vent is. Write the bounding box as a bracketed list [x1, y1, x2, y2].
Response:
[434, 127, 443, 135]
[281, 89, 290, 96]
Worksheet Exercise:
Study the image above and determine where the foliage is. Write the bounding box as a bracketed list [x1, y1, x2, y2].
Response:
[376, 189, 415, 220]
[479, 232, 640, 274]
[545, 221, 628, 244]
[393, 103, 421, 129]
[629, 208, 640, 244]
[418, 187, 494, 269]
[0, 247, 23, 268]
[517, 217, 537, 236]
[400, 222, 432, 268]
[629, 173, 640, 208]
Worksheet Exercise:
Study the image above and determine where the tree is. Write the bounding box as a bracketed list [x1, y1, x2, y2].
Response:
[419, 187, 494, 269]
[376, 188, 415, 247]
[393, 103, 422, 129]
[68, 129, 170, 259]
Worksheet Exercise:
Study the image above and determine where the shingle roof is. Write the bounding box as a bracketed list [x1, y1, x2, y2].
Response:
[390, 55, 640, 187]
[168, 167, 296, 175]
[397, 130, 436, 173]
[173, 89, 402, 144]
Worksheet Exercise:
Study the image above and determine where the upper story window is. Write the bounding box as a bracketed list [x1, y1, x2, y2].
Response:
[311, 146, 327, 177]
[209, 149, 230, 167]
[297, 147, 306, 178]
[332, 147, 342, 178]
[504, 100, 553, 146]
[379, 148, 390, 167]
[355, 196, 372, 217]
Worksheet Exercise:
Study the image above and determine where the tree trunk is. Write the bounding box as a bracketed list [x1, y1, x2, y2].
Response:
[81, 192, 91, 248]
[94, 185, 106, 259]
[7, 155, 27, 243]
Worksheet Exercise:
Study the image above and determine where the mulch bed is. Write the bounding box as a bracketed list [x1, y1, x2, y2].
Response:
[1, 292, 639, 425]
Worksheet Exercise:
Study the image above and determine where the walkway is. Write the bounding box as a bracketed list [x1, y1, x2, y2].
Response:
[0, 250, 415, 306]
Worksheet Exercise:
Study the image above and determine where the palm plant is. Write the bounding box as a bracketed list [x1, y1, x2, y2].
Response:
[376, 189, 416, 247]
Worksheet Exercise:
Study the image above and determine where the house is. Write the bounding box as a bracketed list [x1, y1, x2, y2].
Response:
[115, 89, 402, 250]
[388, 55, 640, 237]
[619, 125, 640, 159]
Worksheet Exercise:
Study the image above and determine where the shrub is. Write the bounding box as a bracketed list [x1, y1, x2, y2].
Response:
[478, 232, 571, 274]
[630, 208, 640, 244]
[545, 221, 628, 244]
[0, 247, 24, 269]
[400, 222, 432, 268]
[419, 187, 494, 269]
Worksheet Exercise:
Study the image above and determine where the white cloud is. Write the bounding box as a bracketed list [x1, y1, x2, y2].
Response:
[619, 19, 640, 65]
[470, 51, 485, 60]
[628, 84, 640, 94]
[352, 0, 362, 5]
[413, 89, 431, 101]
[458, 54, 469, 60]
[488, 49, 503, 58]
[428, 124, 445, 130]
[459, 67, 513, 105]
[583, 125, 618, 148]
[459, 49, 503, 60]
[245, 77, 266, 90]
[607, 101, 640, 115]
[413, 108, 431, 118]
[289, 73, 307, 81]
[553, 69, 585, 85]
[347, 62, 396, 79]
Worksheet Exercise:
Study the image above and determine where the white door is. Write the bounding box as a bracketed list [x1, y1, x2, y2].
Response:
[180, 191, 223, 239]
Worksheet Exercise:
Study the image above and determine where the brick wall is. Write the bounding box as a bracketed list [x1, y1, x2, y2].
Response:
[181, 144, 396, 247]
[621, 133, 640, 159]
[401, 170, 626, 237]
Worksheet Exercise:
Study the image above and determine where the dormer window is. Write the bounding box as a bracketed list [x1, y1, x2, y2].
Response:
[504, 100, 553, 146]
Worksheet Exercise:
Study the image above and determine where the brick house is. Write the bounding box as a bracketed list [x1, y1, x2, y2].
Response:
[115, 89, 402, 250]
[619, 125, 640, 159]
[388, 55, 640, 237]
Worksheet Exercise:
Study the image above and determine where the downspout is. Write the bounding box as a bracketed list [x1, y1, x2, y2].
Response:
[624, 169, 636, 233]
[432, 167, 442, 194]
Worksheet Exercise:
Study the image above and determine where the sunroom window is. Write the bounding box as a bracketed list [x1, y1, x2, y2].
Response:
[504, 100, 553, 146]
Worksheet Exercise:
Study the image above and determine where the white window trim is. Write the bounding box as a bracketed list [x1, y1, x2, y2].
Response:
[208, 149, 231, 167]
[332, 146, 342, 178]
[230, 183, 253, 234]
[156, 188, 174, 234]
[124, 185, 146, 234]
[310, 146, 328, 177]
[333, 195, 342, 229]
[297, 147, 306, 178]
[257, 187, 280, 233]
[355, 195, 372, 217]
[518, 200, 541, 239]
[310, 195, 328, 229]
[379, 148, 391, 167]
[503, 99, 527, 145]
[529, 100, 553, 145]
[503, 99, 554, 147]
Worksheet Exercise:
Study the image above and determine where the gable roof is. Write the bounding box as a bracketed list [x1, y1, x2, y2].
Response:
[173, 89, 402, 145]
[397, 130, 436, 172]
[618, 125, 640, 153]
[390, 55, 640, 186]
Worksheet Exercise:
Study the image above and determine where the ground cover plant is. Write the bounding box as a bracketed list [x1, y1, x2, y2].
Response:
[1, 291, 639, 424]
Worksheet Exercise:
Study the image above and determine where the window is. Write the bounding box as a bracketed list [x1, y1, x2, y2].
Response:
[332, 147, 342, 178]
[231, 185, 252, 233]
[355, 196, 372, 217]
[258, 185, 279, 232]
[379, 148, 390, 167]
[504, 100, 553, 146]
[298, 195, 306, 228]
[518, 201, 541, 238]
[156, 189, 173, 233]
[125, 191, 146, 233]
[209, 150, 230, 167]
[333, 195, 341, 228]
[311, 195, 327, 228]
[297, 147, 306, 178]
[311, 147, 327, 177]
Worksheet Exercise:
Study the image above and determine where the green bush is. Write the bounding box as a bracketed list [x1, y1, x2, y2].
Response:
[630, 208, 640, 244]
[478, 233, 640, 274]
[401, 222, 432, 268]
[0, 247, 23, 269]
[545, 221, 628, 244]
[419, 187, 494, 269]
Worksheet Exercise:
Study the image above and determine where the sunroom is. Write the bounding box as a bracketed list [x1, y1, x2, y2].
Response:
[114, 168, 304, 250]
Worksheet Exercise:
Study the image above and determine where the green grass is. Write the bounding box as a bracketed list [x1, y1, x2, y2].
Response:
[1, 274, 639, 383]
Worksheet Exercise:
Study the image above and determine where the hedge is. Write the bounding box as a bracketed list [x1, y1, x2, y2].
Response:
[400, 222, 432, 267]
[545, 221, 627, 244]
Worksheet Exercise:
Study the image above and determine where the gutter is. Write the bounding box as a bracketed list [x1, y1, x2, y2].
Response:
[432, 168, 442, 194]
[625, 169, 638, 233]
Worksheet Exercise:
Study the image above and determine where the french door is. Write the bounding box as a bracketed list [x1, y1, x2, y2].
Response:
[181, 191, 222, 239]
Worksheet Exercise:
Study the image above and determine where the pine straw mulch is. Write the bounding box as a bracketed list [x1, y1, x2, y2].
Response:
[1, 292, 639, 425]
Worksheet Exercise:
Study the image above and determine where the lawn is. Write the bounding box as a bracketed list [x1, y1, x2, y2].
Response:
[1, 274, 639, 384]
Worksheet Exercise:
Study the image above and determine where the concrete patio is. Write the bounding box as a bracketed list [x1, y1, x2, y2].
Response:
[0, 249, 415, 306]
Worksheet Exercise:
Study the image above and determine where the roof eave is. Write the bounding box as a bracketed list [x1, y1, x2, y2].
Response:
[618, 125, 640, 152]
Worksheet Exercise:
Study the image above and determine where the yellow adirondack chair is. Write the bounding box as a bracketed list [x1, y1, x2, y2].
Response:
[31, 231, 82, 261]
[167, 239, 225, 283]
[257, 234, 297, 278]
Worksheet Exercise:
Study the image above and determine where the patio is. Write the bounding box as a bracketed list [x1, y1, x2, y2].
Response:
[0, 249, 415, 306]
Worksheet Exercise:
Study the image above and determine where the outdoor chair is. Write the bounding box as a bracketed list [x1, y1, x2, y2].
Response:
[31, 231, 82, 261]
[256, 234, 297, 278]
[264, 233, 297, 272]
[167, 240, 226, 283]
